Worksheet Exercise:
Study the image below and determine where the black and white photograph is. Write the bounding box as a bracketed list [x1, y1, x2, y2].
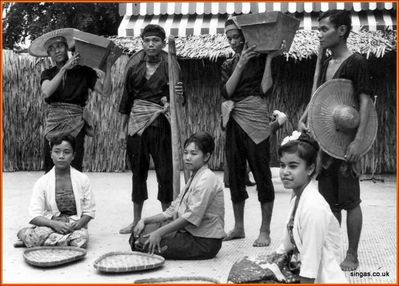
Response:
[2, 1, 396, 283]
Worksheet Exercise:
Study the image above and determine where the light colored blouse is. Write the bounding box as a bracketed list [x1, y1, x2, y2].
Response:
[162, 165, 226, 239]
[28, 167, 95, 223]
[276, 182, 347, 283]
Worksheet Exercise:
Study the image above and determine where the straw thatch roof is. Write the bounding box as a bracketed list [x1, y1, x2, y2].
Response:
[112, 29, 396, 61]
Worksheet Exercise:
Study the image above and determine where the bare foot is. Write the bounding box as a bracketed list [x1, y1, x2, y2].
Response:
[340, 252, 359, 271]
[253, 231, 271, 247]
[223, 228, 245, 241]
[119, 222, 135, 234]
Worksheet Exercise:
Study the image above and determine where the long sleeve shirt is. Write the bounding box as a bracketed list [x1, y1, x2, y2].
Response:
[162, 165, 226, 239]
[28, 167, 95, 222]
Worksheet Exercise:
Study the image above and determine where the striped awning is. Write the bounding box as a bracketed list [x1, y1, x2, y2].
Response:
[120, 2, 396, 16]
[118, 2, 397, 37]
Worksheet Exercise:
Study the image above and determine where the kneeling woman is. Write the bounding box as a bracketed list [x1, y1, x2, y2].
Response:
[130, 132, 225, 259]
[17, 135, 95, 248]
[275, 132, 346, 283]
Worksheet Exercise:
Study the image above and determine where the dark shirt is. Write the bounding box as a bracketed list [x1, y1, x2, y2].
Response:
[221, 54, 277, 102]
[119, 56, 169, 115]
[318, 53, 372, 100]
[40, 65, 98, 107]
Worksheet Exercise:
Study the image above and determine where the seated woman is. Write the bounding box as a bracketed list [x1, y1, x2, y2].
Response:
[17, 134, 95, 248]
[129, 131, 225, 259]
[274, 131, 347, 283]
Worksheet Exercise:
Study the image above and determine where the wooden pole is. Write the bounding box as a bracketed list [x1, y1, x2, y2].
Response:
[168, 35, 183, 199]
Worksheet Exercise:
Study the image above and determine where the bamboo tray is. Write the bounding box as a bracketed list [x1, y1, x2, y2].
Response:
[93, 251, 165, 273]
[23, 246, 87, 267]
[134, 276, 220, 284]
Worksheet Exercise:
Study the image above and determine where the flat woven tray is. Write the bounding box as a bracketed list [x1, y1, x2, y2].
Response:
[23, 246, 87, 267]
[94, 251, 165, 273]
[135, 276, 220, 284]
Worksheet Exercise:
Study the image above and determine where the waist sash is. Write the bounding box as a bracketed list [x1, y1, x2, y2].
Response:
[44, 103, 86, 140]
[224, 96, 271, 144]
[128, 99, 170, 136]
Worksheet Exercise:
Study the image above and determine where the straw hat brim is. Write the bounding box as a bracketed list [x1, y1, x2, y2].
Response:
[308, 79, 378, 160]
[28, 28, 78, 57]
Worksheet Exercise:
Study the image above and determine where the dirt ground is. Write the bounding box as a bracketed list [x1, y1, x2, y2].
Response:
[2, 170, 396, 283]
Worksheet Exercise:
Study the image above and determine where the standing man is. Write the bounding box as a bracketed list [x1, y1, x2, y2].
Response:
[221, 18, 285, 247]
[29, 28, 114, 173]
[118, 24, 183, 234]
[298, 10, 373, 271]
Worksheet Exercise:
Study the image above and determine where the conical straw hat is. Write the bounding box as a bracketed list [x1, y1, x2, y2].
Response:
[29, 28, 78, 57]
[308, 79, 378, 160]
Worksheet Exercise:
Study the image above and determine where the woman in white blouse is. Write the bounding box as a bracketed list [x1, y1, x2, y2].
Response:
[275, 132, 347, 283]
[130, 131, 225, 259]
[17, 134, 95, 248]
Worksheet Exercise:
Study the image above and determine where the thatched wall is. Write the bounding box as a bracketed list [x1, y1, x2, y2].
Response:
[3, 50, 396, 173]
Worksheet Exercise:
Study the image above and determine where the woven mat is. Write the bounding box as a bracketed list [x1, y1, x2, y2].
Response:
[23, 246, 86, 267]
[94, 251, 165, 273]
[134, 276, 220, 284]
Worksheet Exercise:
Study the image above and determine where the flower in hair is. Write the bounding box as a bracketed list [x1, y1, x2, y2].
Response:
[281, 130, 301, 146]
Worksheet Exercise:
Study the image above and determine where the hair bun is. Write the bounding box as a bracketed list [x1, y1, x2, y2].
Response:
[298, 132, 319, 151]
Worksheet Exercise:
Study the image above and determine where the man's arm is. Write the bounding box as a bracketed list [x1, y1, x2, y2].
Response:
[260, 41, 285, 94]
[260, 55, 274, 94]
[224, 45, 258, 97]
[41, 54, 80, 99]
[93, 49, 116, 96]
[298, 46, 326, 132]
[118, 114, 129, 146]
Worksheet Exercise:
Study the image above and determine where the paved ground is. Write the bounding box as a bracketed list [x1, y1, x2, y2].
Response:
[2, 170, 396, 283]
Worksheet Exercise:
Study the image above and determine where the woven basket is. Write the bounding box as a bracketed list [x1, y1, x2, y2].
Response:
[134, 276, 220, 284]
[93, 251, 165, 273]
[23, 246, 87, 267]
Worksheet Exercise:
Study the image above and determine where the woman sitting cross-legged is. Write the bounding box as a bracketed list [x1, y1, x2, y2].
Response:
[273, 131, 347, 283]
[129, 131, 226, 259]
[17, 134, 95, 248]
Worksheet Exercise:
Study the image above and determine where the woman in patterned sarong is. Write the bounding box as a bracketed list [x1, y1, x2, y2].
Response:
[16, 135, 95, 248]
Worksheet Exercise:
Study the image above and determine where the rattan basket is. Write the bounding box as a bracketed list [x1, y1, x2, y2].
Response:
[93, 251, 165, 273]
[23, 246, 87, 267]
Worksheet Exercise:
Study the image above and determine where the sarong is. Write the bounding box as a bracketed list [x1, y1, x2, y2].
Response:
[17, 226, 88, 248]
[44, 103, 92, 140]
[228, 252, 300, 283]
[222, 96, 271, 144]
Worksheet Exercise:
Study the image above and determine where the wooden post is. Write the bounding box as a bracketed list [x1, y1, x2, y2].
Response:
[168, 35, 182, 199]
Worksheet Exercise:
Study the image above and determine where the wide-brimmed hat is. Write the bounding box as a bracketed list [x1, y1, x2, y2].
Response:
[308, 79, 378, 160]
[29, 28, 77, 57]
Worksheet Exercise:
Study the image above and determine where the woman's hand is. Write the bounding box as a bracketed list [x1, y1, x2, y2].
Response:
[133, 219, 146, 237]
[143, 230, 162, 255]
[50, 221, 72, 235]
[237, 44, 258, 69]
[63, 53, 80, 71]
